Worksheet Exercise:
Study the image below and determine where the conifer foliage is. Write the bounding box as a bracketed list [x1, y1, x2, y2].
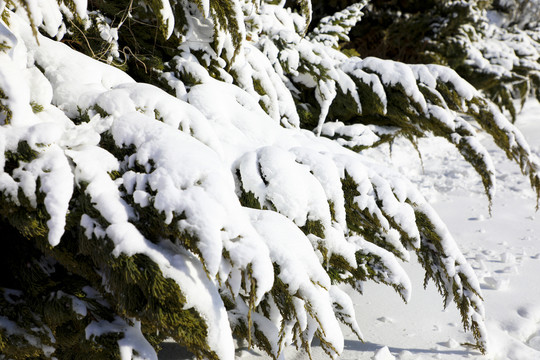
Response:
[0, 0, 539, 359]
[343, 0, 540, 122]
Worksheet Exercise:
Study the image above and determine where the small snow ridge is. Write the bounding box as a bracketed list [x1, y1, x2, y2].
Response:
[440, 338, 460, 349]
[372, 346, 395, 360]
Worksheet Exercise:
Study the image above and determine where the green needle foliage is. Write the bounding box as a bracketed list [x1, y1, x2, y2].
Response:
[340, 0, 540, 122]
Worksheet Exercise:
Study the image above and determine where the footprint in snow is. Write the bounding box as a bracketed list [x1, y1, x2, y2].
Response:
[477, 247, 527, 290]
[481, 276, 510, 290]
[377, 316, 394, 324]
[517, 305, 540, 351]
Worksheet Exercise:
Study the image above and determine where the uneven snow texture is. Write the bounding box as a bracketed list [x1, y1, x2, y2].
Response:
[235, 101, 540, 360]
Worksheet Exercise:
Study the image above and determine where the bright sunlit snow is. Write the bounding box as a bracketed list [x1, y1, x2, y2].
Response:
[198, 100, 540, 360]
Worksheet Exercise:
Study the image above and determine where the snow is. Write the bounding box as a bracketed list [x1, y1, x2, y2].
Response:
[321, 121, 380, 149]
[26, 26, 134, 119]
[372, 346, 395, 360]
[27, 144, 74, 246]
[237, 146, 331, 227]
[189, 102, 539, 360]
[86, 318, 158, 360]
[3, 2, 540, 359]
[248, 209, 346, 355]
[158, 0, 175, 39]
[352, 236, 412, 301]
[358, 57, 428, 114]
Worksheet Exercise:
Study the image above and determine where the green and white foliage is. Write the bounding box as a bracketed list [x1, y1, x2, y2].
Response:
[308, 0, 367, 48]
[444, 1, 540, 123]
[491, 0, 540, 28]
[1, 0, 540, 358]
[344, 0, 540, 123]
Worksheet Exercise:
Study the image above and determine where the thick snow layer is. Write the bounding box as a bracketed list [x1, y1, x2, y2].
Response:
[320, 121, 380, 149]
[248, 209, 346, 353]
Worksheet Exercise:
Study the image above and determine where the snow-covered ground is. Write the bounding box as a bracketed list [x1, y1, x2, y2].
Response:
[159, 100, 540, 360]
